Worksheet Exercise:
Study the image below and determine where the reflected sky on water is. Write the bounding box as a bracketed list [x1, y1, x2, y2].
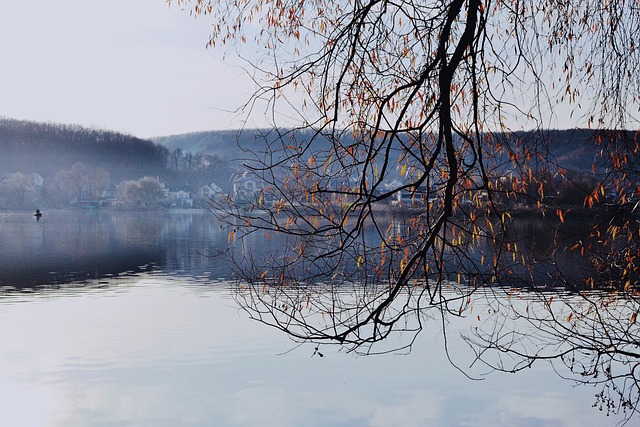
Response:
[0, 277, 620, 427]
[0, 210, 630, 426]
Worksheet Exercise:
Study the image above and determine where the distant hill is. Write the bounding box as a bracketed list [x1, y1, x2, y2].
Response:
[153, 127, 630, 175]
[152, 128, 317, 162]
[153, 129, 245, 159]
[2, 117, 633, 186]
[504, 128, 623, 173]
[0, 118, 168, 181]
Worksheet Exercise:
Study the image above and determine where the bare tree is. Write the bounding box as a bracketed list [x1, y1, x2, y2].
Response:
[52, 162, 110, 205]
[117, 176, 164, 210]
[1, 172, 36, 208]
[174, 0, 640, 418]
[170, 147, 184, 171]
[462, 285, 640, 419]
[53, 162, 90, 203]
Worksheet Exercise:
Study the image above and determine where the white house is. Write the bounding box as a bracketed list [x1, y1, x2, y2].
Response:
[198, 182, 225, 200]
[232, 171, 263, 204]
[169, 189, 194, 208]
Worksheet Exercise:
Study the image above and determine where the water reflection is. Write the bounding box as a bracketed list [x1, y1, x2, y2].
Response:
[0, 210, 633, 426]
[0, 277, 624, 427]
[0, 209, 604, 289]
[386, 210, 602, 287]
[0, 210, 233, 288]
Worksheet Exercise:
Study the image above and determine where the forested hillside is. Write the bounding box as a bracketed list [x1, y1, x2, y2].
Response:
[153, 129, 243, 160]
[0, 118, 167, 182]
[3, 117, 634, 209]
[153, 128, 350, 162]
[504, 128, 633, 173]
[0, 118, 237, 209]
[155, 127, 622, 175]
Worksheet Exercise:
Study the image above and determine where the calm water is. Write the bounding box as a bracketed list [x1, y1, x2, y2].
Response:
[0, 210, 628, 426]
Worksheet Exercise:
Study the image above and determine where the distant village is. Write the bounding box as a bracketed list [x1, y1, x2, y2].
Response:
[1, 168, 616, 218]
[0, 167, 263, 211]
[0, 118, 630, 213]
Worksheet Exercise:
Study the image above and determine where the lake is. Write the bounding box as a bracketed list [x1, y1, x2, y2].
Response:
[0, 210, 630, 426]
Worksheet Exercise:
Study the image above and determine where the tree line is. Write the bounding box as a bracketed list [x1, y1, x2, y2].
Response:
[0, 118, 235, 209]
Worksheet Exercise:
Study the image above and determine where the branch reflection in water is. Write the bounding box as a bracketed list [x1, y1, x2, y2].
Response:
[0, 209, 636, 424]
[227, 209, 640, 423]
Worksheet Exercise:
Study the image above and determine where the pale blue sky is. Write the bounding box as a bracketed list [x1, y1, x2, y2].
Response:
[0, 1, 601, 140]
[0, 1, 263, 138]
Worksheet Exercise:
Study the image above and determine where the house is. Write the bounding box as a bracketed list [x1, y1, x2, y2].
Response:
[98, 185, 118, 207]
[391, 185, 430, 207]
[167, 188, 194, 208]
[198, 182, 225, 199]
[232, 171, 263, 204]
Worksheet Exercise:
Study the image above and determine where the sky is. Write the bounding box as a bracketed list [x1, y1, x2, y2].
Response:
[0, 1, 606, 141]
[0, 1, 262, 138]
